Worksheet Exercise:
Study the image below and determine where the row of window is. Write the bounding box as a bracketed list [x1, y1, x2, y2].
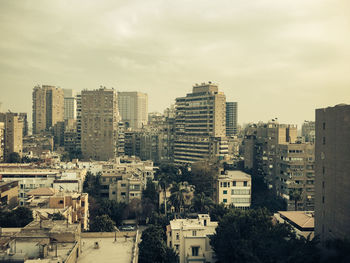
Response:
[220, 181, 248, 187]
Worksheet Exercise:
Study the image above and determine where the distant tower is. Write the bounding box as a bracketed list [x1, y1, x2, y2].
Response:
[0, 112, 23, 160]
[32, 85, 64, 134]
[117, 92, 148, 130]
[63, 89, 77, 120]
[226, 102, 238, 136]
[81, 88, 120, 161]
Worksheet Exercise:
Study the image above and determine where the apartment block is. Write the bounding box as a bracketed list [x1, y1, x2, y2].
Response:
[118, 91, 148, 130]
[0, 112, 23, 160]
[0, 181, 18, 208]
[167, 214, 218, 263]
[217, 170, 251, 208]
[32, 85, 64, 134]
[63, 89, 77, 120]
[226, 102, 238, 136]
[302, 121, 315, 143]
[275, 143, 315, 211]
[81, 88, 120, 161]
[174, 82, 228, 164]
[315, 104, 350, 242]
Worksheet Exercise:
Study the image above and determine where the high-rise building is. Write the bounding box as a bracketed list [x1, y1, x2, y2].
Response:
[226, 102, 238, 136]
[76, 92, 82, 150]
[302, 120, 315, 143]
[63, 89, 77, 120]
[0, 112, 23, 160]
[0, 122, 4, 162]
[117, 92, 148, 130]
[19, 113, 28, 137]
[275, 142, 315, 211]
[32, 85, 64, 134]
[174, 82, 228, 164]
[315, 104, 350, 242]
[81, 88, 120, 161]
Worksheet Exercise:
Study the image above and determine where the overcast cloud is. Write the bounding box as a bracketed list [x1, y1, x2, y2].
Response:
[1, 0, 350, 126]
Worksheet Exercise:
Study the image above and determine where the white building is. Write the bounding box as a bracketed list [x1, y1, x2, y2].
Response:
[63, 89, 77, 120]
[217, 170, 251, 208]
[166, 214, 218, 263]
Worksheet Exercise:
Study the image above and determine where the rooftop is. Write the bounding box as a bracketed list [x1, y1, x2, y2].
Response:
[278, 211, 314, 229]
[219, 170, 251, 180]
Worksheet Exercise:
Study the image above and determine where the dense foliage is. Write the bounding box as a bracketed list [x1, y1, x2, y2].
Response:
[139, 225, 178, 263]
[89, 214, 115, 232]
[0, 207, 33, 227]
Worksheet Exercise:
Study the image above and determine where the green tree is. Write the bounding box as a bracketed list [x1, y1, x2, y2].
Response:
[139, 225, 178, 263]
[190, 162, 217, 197]
[289, 188, 303, 211]
[192, 192, 214, 213]
[209, 203, 229, 221]
[169, 182, 189, 213]
[83, 171, 102, 199]
[94, 199, 126, 226]
[89, 215, 115, 232]
[210, 208, 319, 263]
[0, 207, 33, 227]
[159, 173, 172, 214]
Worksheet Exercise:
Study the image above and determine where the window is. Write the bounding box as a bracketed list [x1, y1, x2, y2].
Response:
[223, 190, 227, 195]
[323, 137, 326, 145]
[223, 199, 227, 203]
[323, 122, 325, 130]
[175, 244, 179, 250]
[192, 230, 197, 236]
[233, 181, 236, 186]
[192, 246, 199, 256]
[244, 181, 248, 187]
[59, 200, 64, 204]
[223, 182, 227, 187]
[176, 233, 179, 240]
[121, 184, 126, 187]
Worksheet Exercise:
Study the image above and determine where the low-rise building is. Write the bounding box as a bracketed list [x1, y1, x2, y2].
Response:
[0, 181, 18, 208]
[274, 211, 314, 239]
[217, 170, 251, 208]
[166, 214, 218, 263]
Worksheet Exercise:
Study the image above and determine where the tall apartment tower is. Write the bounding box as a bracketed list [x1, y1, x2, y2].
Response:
[174, 82, 228, 164]
[0, 113, 23, 160]
[32, 85, 64, 134]
[315, 104, 350, 242]
[81, 88, 120, 161]
[117, 92, 148, 130]
[302, 120, 315, 143]
[226, 102, 238, 136]
[63, 89, 77, 120]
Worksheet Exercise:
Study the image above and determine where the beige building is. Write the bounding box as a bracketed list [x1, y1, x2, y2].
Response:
[81, 88, 120, 161]
[118, 91, 148, 130]
[32, 85, 64, 134]
[174, 82, 228, 164]
[167, 214, 218, 263]
[315, 104, 350, 242]
[0, 112, 23, 160]
[26, 188, 89, 231]
[0, 181, 18, 208]
[274, 211, 314, 239]
[275, 143, 315, 211]
[217, 170, 251, 208]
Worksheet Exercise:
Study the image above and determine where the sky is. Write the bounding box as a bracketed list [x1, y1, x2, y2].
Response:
[1, 0, 350, 127]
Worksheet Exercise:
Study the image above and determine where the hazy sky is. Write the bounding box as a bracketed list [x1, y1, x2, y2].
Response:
[1, 0, 350, 126]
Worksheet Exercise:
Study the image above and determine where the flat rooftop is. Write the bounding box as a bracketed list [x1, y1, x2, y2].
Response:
[78, 237, 134, 263]
[219, 170, 251, 180]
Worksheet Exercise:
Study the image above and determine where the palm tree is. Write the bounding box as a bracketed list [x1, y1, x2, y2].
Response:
[289, 188, 303, 211]
[192, 192, 214, 213]
[169, 182, 190, 213]
[158, 173, 171, 214]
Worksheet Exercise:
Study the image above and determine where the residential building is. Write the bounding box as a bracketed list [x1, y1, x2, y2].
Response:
[81, 88, 120, 161]
[19, 112, 28, 137]
[302, 120, 315, 143]
[32, 85, 64, 134]
[76, 92, 82, 149]
[226, 102, 238, 136]
[118, 91, 148, 130]
[64, 89, 77, 120]
[275, 143, 315, 211]
[217, 170, 251, 208]
[0, 122, 4, 162]
[274, 211, 314, 239]
[167, 214, 218, 263]
[0, 220, 81, 263]
[315, 104, 350, 242]
[0, 181, 18, 208]
[0, 112, 23, 160]
[174, 82, 228, 164]
[26, 188, 89, 231]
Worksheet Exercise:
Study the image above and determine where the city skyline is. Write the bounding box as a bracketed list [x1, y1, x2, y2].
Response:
[1, 0, 349, 126]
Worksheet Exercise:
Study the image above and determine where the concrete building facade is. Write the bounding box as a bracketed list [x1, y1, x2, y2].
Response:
[167, 214, 218, 263]
[226, 102, 238, 136]
[217, 170, 251, 208]
[0, 112, 23, 160]
[174, 82, 228, 164]
[315, 104, 350, 242]
[118, 91, 148, 130]
[81, 88, 120, 161]
[302, 120, 315, 143]
[64, 89, 77, 120]
[32, 85, 64, 134]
